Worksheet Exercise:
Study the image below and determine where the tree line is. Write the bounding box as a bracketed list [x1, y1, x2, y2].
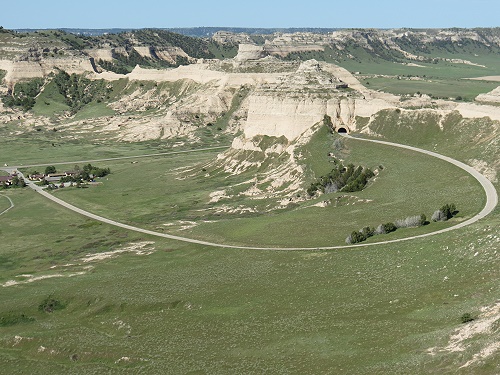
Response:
[345, 203, 458, 244]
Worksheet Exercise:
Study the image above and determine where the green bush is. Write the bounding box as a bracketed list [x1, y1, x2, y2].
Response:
[441, 203, 457, 220]
[383, 222, 397, 233]
[0, 312, 35, 327]
[346, 230, 367, 244]
[45, 165, 57, 175]
[460, 313, 475, 324]
[38, 296, 66, 313]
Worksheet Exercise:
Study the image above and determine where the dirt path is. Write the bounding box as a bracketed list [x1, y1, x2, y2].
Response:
[3, 140, 498, 250]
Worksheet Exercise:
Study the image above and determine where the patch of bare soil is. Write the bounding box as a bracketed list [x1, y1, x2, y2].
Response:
[427, 301, 500, 369]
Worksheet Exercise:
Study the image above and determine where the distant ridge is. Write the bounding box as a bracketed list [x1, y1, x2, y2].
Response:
[14, 27, 341, 37]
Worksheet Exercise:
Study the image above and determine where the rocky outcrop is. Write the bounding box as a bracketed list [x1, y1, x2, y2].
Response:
[243, 94, 394, 140]
[0, 57, 95, 84]
[235, 44, 267, 61]
[476, 86, 500, 104]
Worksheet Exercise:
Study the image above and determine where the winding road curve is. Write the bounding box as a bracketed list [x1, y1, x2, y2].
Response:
[2, 138, 498, 251]
[0, 194, 14, 216]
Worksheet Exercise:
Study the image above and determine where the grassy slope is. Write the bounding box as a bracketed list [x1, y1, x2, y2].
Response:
[0, 213, 497, 374]
[0, 135, 497, 374]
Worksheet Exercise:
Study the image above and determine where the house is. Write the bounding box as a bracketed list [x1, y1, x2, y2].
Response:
[28, 174, 45, 181]
[0, 175, 13, 186]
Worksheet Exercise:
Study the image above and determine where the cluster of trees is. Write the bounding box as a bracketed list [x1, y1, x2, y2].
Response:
[2, 78, 44, 110]
[346, 216, 423, 245]
[1, 69, 111, 113]
[133, 29, 215, 59]
[109, 47, 194, 72]
[52, 70, 109, 111]
[346, 203, 457, 244]
[41, 164, 110, 184]
[307, 160, 374, 197]
[111, 48, 172, 70]
[97, 59, 132, 75]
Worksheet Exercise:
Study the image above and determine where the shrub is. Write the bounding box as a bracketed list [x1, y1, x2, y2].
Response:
[419, 214, 427, 226]
[38, 296, 66, 313]
[323, 114, 334, 132]
[375, 224, 386, 235]
[395, 215, 425, 228]
[432, 209, 447, 222]
[460, 313, 475, 324]
[360, 226, 375, 238]
[2, 77, 44, 110]
[308, 162, 374, 196]
[0, 313, 35, 327]
[441, 203, 457, 220]
[383, 222, 397, 233]
[345, 230, 366, 244]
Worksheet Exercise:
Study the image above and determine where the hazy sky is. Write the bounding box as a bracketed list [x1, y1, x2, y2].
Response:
[2, 0, 498, 29]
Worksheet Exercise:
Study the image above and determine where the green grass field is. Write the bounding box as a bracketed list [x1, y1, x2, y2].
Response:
[0, 205, 497, 374]
[0, 117, 497, 373]
[32, 128, 484, 248]
[360, 76, 499, 101]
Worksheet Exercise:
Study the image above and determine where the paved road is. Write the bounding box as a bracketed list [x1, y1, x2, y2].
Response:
[4, 146, 228, 169]
[0, 194, 14, 216]
[3, 140, 498, 250]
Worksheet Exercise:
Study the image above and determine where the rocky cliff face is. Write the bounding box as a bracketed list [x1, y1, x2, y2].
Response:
[239, 59, 394, 141]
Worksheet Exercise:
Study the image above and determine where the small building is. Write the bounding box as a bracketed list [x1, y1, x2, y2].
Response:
[29, 174, 45, 181]
[0, 175, 13, 186]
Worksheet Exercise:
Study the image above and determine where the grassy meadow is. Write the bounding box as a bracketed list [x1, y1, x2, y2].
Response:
[0, 206, 498, 374]
[33, 123, 483, 248]
[1, 117, 498, 374]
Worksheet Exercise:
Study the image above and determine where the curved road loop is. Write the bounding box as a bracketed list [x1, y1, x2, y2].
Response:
[0, 194, 14, 216]
[3, 139, 498, 251]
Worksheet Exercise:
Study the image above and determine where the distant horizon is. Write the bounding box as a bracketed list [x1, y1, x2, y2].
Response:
[1, 0, 498, 30]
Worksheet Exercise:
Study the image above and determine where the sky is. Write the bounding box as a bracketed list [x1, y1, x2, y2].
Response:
[1, 0, 499, 30]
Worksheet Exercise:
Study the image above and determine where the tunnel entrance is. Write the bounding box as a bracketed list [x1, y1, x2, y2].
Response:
[337, 127, 348, 133]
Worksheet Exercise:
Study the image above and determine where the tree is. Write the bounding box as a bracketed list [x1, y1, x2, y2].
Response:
[360, 226, 375, 238]
[45, 165, 57, 175]
[16, 177, 26, 187]
[432, 209, 447, 222]
[419, 214, 427, 226]
[346, 230, 366, 244]
[375, 224, 386, 235]
[383, 222, 397, 233]
[441, 203, 457, 220]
